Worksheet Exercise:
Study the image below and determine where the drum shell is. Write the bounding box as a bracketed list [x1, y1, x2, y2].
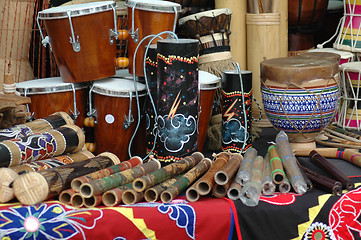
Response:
[42, 10, 116, 83]
[288, 0, 329, 27]
[127, 6, 178, 77]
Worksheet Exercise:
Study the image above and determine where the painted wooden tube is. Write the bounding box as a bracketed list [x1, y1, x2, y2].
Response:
[0, 112, 73, 142]
[239, 155, 264, 207]
[160, 158, 212, 203]
[80, 159, 161, 198]
[59, 189, 77, 205]
[101, 182, 133, 207]
[0, 150, 94, 203]
[132, 152, 204, 192]
[12, 152, 120, 205]
[227, 178, 243, 200]
[71, 192, 84, 208]
[196, 152, 229, 195]
[261, 154, 276, 195]
[83, 195, 103, 208]
[214, 153, 242, 185]
[186, 177, 202, 202]
[235, 147, 257, 185]
[309, 150, 354, 190]
[71, 156, 143, 192]
[0, 124, 85, 167]
[144, 177, 179, 202]
[268, 144, 285, 184]
[122, 189, 144, 205]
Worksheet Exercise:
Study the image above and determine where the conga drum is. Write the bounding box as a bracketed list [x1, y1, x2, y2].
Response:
[261, 56, 340, 148]
[37, 1, 118, 83]
[89, 78, 146, 161]
[125, 0, 181, 77]
[16, 77, 88, 128]
[198, 70, 220, 152]
[337, 62, 361, 130]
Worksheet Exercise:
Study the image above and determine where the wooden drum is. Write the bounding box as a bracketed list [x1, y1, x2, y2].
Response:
[89, 78, 146, 161]
[198, 70, 220, 152]
[37, 1, 118, 83]
[16, 77, 88, 128]
[303, 48, 354, 65]
[126, 0, 181, 77]
[261, 56, 340, 148]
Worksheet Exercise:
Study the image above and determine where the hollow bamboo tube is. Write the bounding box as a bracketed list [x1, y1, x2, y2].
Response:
[71, 156, 142, 192]
[196, 152, 229, 195]
[59, 189, 77, 205]
[133, 152, 204, 192]
[261, 154, 276, 195]
[80, 159, 161, 198]
[186, 177, 202, 202]
[160, 158, 212, 203]
[101, 182, 133, 207]
[268, 144, 285, 184]
[71, 192, 84, 208]
[214, 153, 242, 185]
[227, 177, 243, 200]
[235, 147, 257, 185]
[213, 174, 235, 198]
[144, 177, 179, 202]
[83, 195, 103, 208]
[278, 176, 291, 194]
[122, 189, 144, 205]
[12, 152, 120, 205]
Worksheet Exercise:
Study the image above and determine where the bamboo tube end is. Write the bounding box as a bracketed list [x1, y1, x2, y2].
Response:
[59, 189, 77, 205]
[52, 112, 75, 125]
[144, 188, 158, 202]
[102, 189, 122, 207]
[160, 190, 172, 203]
[98, 152, 120, 165]
[0, 168, 18, 203]
[83, 195, 102, 208]
[71, 193, 84, 208]
[186, 187, 199, 202]
[79, 182, 93, 198]
[71, 177, 85, 193]
[13, 172, 49, 205]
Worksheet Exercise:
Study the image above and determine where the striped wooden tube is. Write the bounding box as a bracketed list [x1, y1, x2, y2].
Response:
[214, 153, 242, 185]
[71, 192, 84, 208]
[227, 178, 242, 200]
[12, 152, 120, 205]
[0, 150, 94, 203]
[59, 189, 77, 205]
[0, 124, 85, 167]
[102, 182, 133, 207]
[0, 112, 73, 142]
[71, 156, 142, 192]
[160, 158, 212, 203]
[144, 177, 179, 202]
[83, 195, 103, 208]
[81, 159, 161, 198]
[196, 152, 229, 195]
[268, 144, 285, 184]
[122, 189, 144, 205]
[133, 152, 204, 192]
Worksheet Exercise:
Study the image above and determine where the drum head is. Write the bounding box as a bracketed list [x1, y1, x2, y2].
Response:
[38, 1, 115, 19]
[125, 0, 181, 13]
[340, 61, 361, 72]
[308, 48, 354, 60]
[199, 70, 220, 90]
[92, 78, 146, 97]
[179, 8, 232, 26]
[16, 77, 88, 95]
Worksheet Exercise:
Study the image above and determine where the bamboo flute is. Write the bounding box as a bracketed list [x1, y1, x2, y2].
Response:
[71, 192, 84, 208]
[133, 152, 204, 192]
[83, 195, 103, 208]
[239, 155, 264, 207]
[0, 150, 94, 203]
[160, 158, 212, 203]
[12, 152, 120, 205]
[327, 125, 361, 140]
[275, 131, 307, 194]
[227, 178, 243, 200]
[212, 174, 235, 198]
[268, 144, 285, 184]
[71, 155, 143, 191]
[309, 150, 354, 190]
[122, 189, 144, 205]
[214, 153, 242, 185]
[144, 177, 179, 202]
[261, 154, 276, 195]
[0, 112, 73, 142]
[101, 182, 133, 206]
[186, 177, 202, 202]
[80, 158, 161, 198]
[278, 175, 291, 194]
[196, 152, 229, 195]
[235, 147, 257, 185]
[59, 188, 77, 205]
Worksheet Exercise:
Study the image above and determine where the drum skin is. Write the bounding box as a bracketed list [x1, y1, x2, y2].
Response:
[42, 10, 116, 83]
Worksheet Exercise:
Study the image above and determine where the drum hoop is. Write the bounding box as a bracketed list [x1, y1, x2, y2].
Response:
[16, 82, 88, 95]
[179, 8, 232, 25]
[200, 82, 220, 90]
[125, 0, 181, 13]
[92, 86, 147, 97]
[38, 1, 116, 19]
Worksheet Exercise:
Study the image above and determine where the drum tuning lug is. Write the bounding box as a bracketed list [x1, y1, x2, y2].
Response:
[129, 28, 139, 43]
[123, 114, 134, 129]
[109, 29, 118, 45]
[69, 36, 81, 52]
[41, 36, 53, 51]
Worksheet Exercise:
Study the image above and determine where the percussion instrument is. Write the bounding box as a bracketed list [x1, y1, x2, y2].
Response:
[336, 61, 361, 130]
[88, 77, 146, 161]
[16, 77, 88, 128]
[221, 70, 252, 154]
[115, 1, 129, 69]
[334, 0, 361, 52]
[198, 70, 220, 152]
[37, 1, 118, 83]
[155, 38, 199, 164]
[125, 0, 181, 77]
[304, 48, 354, 65]
[0, 0, 35, 86]
[261, 57, 340, 148]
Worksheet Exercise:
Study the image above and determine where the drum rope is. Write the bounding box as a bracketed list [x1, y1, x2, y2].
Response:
[235, 62, 248, 153]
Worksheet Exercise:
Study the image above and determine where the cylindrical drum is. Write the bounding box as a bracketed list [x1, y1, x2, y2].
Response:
[155, 38, 199, 164]
[304, 48, 354, 66]
[90, 77, 146, 161]
[261, 57, 339, 146]
[221, 70, 252, 153]
[37, 1, 117, 83]
[198, 70, 220, 152]
[145, 44, 158, 155]
[16, 77, 88, 128]
[125, 0, 181, 77]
